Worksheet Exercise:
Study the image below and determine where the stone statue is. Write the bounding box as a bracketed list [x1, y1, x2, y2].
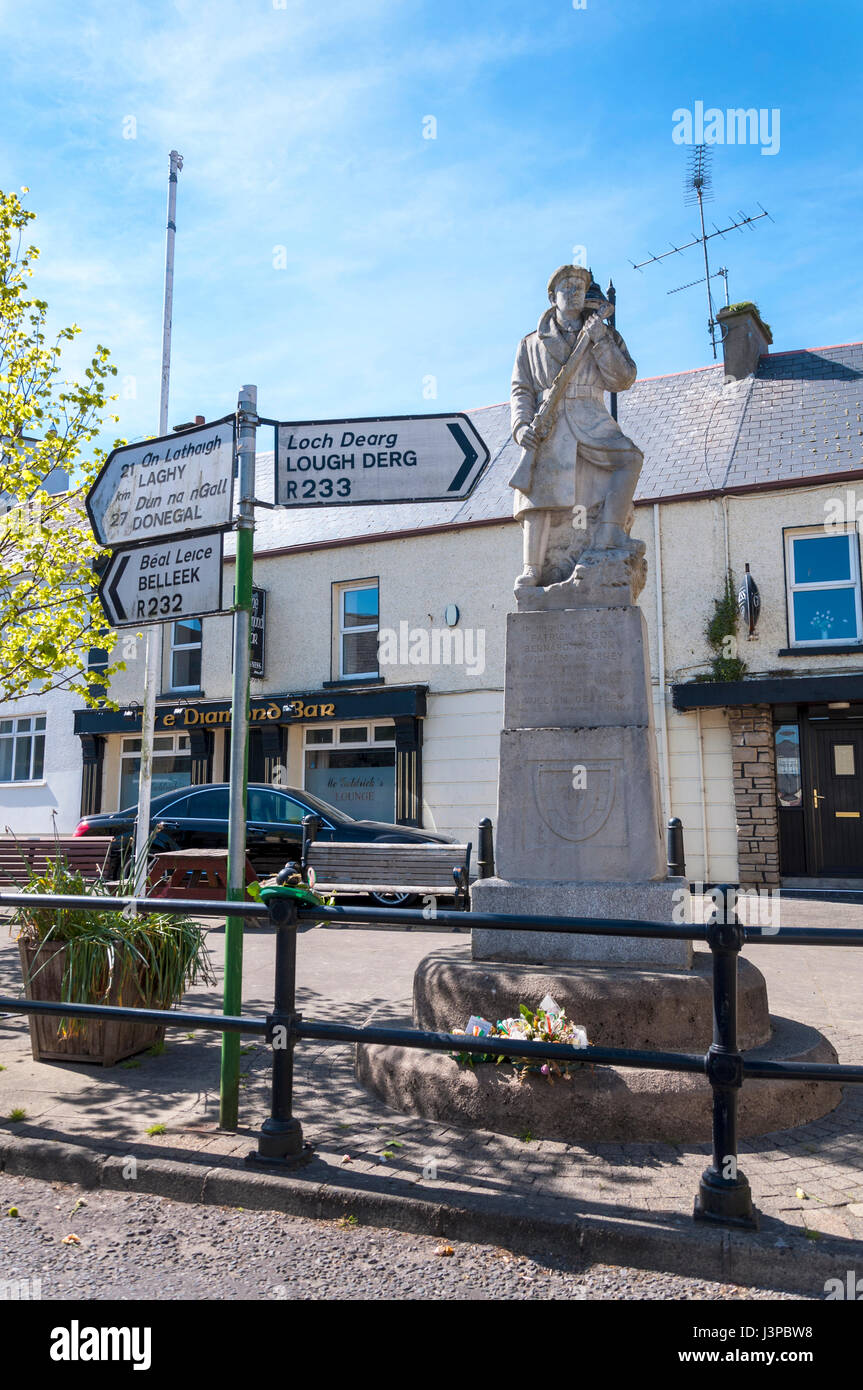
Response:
[509, 264, 646, 605]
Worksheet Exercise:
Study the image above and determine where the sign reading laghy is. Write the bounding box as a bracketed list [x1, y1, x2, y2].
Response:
[275, 412, 489, 508]
[86, 415, 237, 549]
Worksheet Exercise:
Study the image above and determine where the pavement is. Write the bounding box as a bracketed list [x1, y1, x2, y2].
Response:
[1, 897, 862, 1297]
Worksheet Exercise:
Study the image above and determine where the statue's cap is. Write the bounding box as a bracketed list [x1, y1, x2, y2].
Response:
[547, 264, 592, 299]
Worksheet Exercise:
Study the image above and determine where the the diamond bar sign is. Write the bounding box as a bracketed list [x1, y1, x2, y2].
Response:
[275, 412, 489, 508]
[87, 415, 236, 549]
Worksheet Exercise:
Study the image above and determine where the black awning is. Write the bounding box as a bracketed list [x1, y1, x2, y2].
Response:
[74, 683, 428, 736]
[672, 672, 863, 711]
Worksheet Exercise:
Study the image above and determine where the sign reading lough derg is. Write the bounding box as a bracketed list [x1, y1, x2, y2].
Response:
[275, 412, 489, 508]
[87, 415, 236, 548]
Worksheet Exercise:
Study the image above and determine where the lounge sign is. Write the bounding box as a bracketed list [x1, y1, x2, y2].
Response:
[155, 698, 337, 729]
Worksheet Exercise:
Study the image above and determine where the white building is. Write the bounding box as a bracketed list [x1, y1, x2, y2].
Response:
[7, 305, 863, 885]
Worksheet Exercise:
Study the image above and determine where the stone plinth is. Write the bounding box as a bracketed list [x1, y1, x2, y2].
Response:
[504, 606, 653, 729]
[477, 602, 672, 969]
[414, 945, 769, 1050]
[471, 877, 692, 968]
[356, 1019, 839, 1145]
[494, 606, 665, 888]
[356, 942, 841, 1143]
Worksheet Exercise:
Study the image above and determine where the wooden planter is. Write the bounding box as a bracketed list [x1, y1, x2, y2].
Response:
[18, 938, 166, 1067]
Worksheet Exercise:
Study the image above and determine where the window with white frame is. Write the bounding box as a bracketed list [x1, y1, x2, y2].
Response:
[170, 618, 202, 690]
[0, 714, 46, 782]
[785, 527, 863, 647]
[335, 580, 379, 679]
[119, 733, 191, 809]
[304, 722, 395, 820]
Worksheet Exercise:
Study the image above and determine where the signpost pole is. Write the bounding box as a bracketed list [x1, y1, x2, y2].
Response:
[134, 148, 183, 892]
[220, 383, 257, 1129]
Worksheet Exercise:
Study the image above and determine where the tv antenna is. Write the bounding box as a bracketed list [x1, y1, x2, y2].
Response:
[631, 146, 772, 358]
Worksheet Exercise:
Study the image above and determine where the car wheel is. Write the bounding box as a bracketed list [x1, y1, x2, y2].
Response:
[369, 890, 418, 908]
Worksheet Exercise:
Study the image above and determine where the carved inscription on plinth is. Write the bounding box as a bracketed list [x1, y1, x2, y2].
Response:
[504, 608, 652, 731]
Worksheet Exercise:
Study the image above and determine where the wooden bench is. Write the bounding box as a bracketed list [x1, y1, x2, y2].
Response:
[0, 836, 114, 885]
[302, 841, 473, 908]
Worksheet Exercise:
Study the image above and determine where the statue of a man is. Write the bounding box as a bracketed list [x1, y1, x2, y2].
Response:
[509, 264, 643, 591]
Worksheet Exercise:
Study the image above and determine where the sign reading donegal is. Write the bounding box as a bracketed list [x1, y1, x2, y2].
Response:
[87, 415, 237, 549]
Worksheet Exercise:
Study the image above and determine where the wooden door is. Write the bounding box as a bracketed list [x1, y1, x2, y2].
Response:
[810, 725, 863, 875]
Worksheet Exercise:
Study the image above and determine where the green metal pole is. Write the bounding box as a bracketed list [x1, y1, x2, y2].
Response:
[220, 384, 257, 1128]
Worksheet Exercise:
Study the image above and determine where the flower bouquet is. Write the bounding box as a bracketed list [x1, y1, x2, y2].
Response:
[451, 994, 590, 1082]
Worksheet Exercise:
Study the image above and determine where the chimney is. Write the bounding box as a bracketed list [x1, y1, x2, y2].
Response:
[717, 302, 772, 381]
[172, 414, 206, 433]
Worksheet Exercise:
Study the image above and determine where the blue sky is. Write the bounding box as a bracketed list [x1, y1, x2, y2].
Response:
[2, 0, 861, 455]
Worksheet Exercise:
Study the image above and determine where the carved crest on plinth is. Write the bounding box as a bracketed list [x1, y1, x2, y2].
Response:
[531, 758, 622, 844]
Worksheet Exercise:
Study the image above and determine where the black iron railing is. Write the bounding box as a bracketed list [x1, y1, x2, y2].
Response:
[1, 886, 862, 1231]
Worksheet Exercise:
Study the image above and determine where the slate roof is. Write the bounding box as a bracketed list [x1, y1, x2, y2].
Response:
[228, 339, 863, 557]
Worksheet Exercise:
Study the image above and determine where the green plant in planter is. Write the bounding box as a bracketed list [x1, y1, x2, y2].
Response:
[14, 844, 214, 1041]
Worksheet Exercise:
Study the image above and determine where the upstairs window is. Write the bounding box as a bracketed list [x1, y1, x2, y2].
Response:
[785, 528, 863, 648]
[170, 618, 202, 690]
[335, 580, 379, 679]
[87, 646, 110, 703]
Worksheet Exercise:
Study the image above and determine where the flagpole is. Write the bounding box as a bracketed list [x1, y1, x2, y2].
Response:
[134, 149, 183, 889]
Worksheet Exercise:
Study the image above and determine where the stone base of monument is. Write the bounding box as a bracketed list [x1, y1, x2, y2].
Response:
[355, 944, 841, 1143]
[470, 877, 692, 968]
[412, 947, 768, 1049]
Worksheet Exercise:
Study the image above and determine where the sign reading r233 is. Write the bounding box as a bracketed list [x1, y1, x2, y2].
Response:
[288, 477, 353, 502]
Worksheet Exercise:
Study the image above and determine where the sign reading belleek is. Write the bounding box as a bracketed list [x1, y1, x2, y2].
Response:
[87, 415, 236, 548]
[275, 412, 489, 508]
[98, 532, 224, 628]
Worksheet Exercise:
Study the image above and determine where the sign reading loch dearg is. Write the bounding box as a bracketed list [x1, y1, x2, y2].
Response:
[87, 415, 236, 548]
[275, 412, 489, 508]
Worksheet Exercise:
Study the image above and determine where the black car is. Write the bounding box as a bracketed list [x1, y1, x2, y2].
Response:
[73, 782, 454, 903]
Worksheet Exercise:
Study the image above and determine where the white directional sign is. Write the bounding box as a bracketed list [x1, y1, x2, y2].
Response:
[275, 412, 489, 508]
[87, 415, 236, 548]
[98, 532, 224, 628]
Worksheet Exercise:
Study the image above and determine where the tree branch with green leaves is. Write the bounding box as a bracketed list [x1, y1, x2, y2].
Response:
[0, 187, 125, 704]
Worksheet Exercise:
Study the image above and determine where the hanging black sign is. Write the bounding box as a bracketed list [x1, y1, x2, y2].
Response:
[738, 565, 761, 636]
[251, 586, 267, 677]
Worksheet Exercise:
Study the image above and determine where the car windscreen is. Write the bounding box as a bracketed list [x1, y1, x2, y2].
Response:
[117, 789, 188, 815]
[292, 787, 355, 822]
